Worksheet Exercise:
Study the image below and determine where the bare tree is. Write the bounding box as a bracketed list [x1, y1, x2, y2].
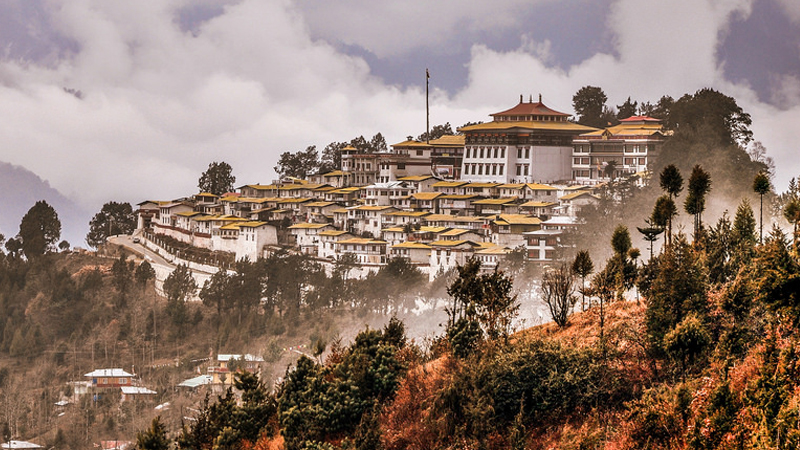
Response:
[541, 263, 577, 327]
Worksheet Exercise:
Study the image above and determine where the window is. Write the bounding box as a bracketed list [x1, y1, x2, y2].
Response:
[499, 165, 504, 175]
[517, 148, 522, 158]
[516, 165, 522, 176]
[397, 163, 405, 169]
[480, 148, 484, 158]
[501, 148, 505, 158]
[493, 148, 498, 158]
[525, 148, 530, 159]
[478, 165, 483, 175]
[524, 165, 529, 176]
[119, 378, 128, 384]
[492, 165, 497, 175]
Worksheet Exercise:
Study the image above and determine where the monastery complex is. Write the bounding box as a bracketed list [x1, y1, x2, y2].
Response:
[136, 96, 668, 280]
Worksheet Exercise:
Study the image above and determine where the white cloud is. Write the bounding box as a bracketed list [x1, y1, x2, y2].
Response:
[0, 0, 432, 209]
[775, 0, 800, 24]
[294, 0, 551, 58]
[0, 0, 798, 220]
[451, 0, 800, 189]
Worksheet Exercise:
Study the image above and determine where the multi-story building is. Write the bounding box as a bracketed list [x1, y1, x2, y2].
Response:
[571, 115, 667, 182]
[340, 145, 379, 186]
[460, 95, 597, 183]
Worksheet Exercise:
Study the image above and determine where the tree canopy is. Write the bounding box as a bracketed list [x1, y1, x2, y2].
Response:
[198, 161, 236, 195]
[86, 201, 136, 248]
[18, 200, 61, 259]
[572, 86, 608, 128]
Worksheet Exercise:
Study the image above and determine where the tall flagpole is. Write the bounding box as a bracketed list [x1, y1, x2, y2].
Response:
[426, 68, 430, 144]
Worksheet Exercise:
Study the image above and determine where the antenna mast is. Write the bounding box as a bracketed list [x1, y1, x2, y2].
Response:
[426, 68, 430, 144]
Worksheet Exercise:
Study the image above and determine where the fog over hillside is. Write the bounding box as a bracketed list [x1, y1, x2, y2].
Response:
[0, 160, 90, 247]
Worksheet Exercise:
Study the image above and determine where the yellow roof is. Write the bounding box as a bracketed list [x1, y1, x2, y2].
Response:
[319, 230, 351, 237]
[288, 222, 331, 229]
[385, 211, 430, 217]
[560, 191, 600, 201]
[391, 139, 431, 148]
[195, 215, 245, 223]
[498, 183, 525, 189]
[195, 192, 219, 198]
[526, 183, 557, 190]
[494, 215, 542, 225]
[329, 187, 362, 194]
[175, 211, 203, 217]
[219, 195, 240, 202]
[392, 241, 432, 249]
[579, 121, 665, 138]
[238, 221, 270, 228]
[428, 135, 465, 146]
[473, 197, 519, 205]
[440, 228, 475, 237]
[238, 197, 270, 203]
[242, 184, 279, 190]
[432, 181, 469, 188]
[476, 245, 511, 255]
[398, 175, 436, 182]
[460, 121, 598, 133]
[353, 205, 397, 211]
[277, 198, 313, 204]
[412, 192, 442, 200]
[466, 182, 501, 188]
[382, 227, 406, 233]
[418, 226, 449, 233]
[429, 240, 481, 248]
[280, 183, 327, 191]
[520, 201, 557, 207]
[424, 214, 485, 223]
[323, 170, 349, 177]
[337, 238, 387, 245]
[440, 194, 482, 200]
[305, 201, 337, 207]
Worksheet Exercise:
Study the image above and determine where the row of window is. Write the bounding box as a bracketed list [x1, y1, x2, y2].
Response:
[465, 163, 505, 176]
[465, 146, 506, 159]
[571, 157, 647, 166]
[465, 135, 572, 146]
[573, 144, 651, 153]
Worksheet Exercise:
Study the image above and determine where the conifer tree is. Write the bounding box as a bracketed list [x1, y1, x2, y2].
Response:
[684, 165, 711, 239]
[753, 171, 771, 243]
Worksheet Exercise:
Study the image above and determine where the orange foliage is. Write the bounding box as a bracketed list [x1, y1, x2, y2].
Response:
[242, 432, 284, 450]
[380, 356, 459, 450]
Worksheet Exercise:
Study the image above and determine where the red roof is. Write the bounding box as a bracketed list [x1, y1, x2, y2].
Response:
[491, 98, 570, 118]
[619, 115, 661, 123]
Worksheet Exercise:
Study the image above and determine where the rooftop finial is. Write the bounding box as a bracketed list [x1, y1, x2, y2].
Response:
[520, 94, 523, 103]
[529, 95, 533, 103]
[539, 93, 542, 103]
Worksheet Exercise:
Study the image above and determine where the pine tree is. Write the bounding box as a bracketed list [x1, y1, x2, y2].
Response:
[753, 171, 771, 243]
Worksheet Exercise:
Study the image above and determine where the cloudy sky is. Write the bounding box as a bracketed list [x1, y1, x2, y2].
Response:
[1, 0, 799, 214]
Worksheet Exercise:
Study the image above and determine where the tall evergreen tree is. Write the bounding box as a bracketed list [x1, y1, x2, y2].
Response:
[18, 200, 61, 259]
[572, 250, 594, 311]
[684, 165, 712, 238]
[753, 171, 771, 243]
